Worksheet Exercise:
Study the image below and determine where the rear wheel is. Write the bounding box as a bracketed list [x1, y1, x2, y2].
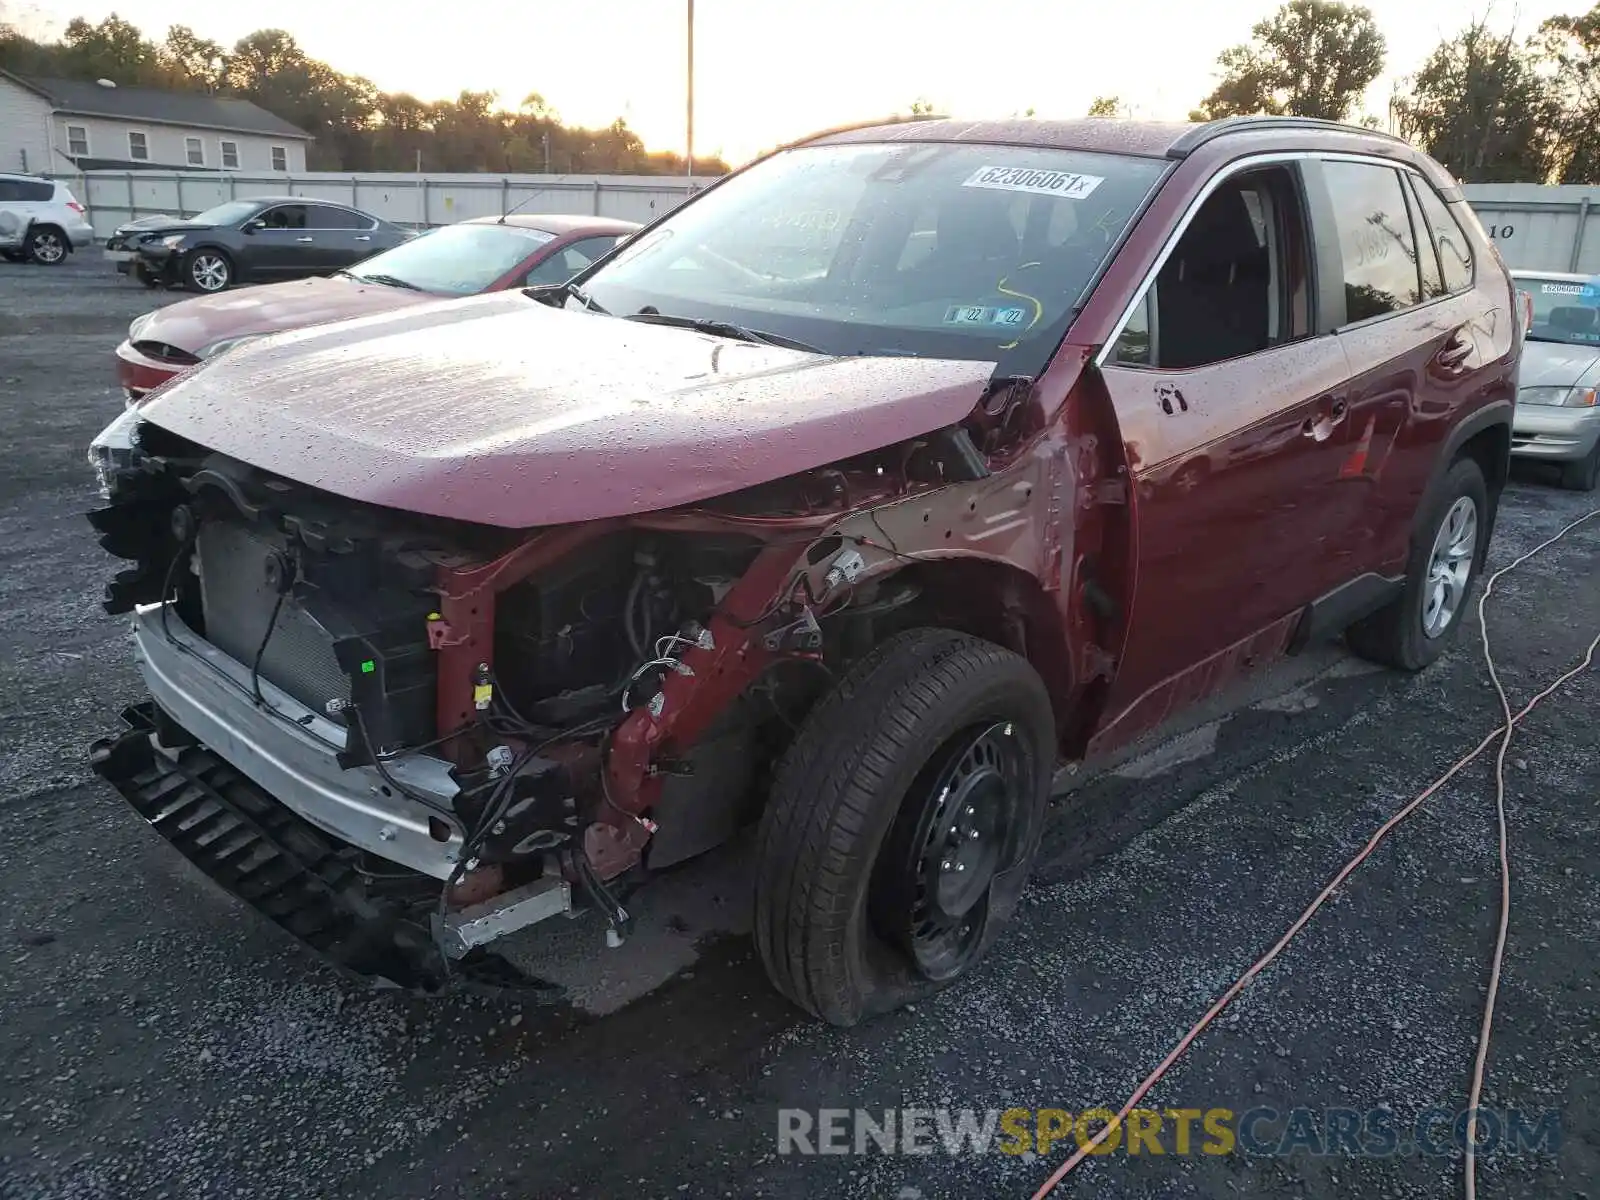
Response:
[184, 249, 232, 292]
[753, 629, 1054, 1026]
[1559, 442, 1600, 492]
[24, 226, 67, 265]
[1348, 457, 1487, 670]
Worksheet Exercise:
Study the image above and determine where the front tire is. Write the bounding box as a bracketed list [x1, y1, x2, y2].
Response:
[754, 629, 1054, 1026]
[183, 249, 232, 292]
[1559, 442, 1600, 492]
[24, 226, 67, 265]
[1348, 457, 1487, 671]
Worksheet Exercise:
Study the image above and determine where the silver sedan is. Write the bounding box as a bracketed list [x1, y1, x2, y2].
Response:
[1512, 270, 1600, 491]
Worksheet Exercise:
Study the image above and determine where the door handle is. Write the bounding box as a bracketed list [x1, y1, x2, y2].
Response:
[295, 236, 313, 243]
[1301, 396, 1349, 442]
[1436, 332, 1473, 369]
[355, 235, 371, 242]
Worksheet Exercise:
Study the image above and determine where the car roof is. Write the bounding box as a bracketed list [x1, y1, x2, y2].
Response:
[796, 114, 1460, 196]
[462, 213, 641, 236]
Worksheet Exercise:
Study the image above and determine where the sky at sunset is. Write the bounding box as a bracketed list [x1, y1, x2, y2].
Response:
[10, 0, 1582, 164]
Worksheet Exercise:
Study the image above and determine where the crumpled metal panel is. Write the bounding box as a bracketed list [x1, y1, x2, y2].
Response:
[139, 293, 997, 528]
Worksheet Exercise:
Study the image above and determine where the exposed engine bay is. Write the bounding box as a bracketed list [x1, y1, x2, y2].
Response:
[84, 411, 1051, 994]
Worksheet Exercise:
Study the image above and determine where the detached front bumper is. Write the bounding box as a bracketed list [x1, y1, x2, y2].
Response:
[1511, 406, 1600, 462]
[133, 244, 182, 284]
[125, 601, 466, 877]
[90, 603, 572, 993]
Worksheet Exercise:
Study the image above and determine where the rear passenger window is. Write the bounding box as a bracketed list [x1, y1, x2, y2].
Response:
[1322, 161, 1423, 323]
[1406, 174, 1474, 295]
[308, 206, 368, 230]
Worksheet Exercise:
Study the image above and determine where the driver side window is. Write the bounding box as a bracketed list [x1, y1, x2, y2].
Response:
[1110, 167, 1309, 370]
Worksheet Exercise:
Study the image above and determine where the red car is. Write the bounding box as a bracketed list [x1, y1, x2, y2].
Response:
[90, 117, 1517, 1025]
[114, 213, 638, 399]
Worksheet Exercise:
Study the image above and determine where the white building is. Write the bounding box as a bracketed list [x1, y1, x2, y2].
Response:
[0, 70, 313, 176]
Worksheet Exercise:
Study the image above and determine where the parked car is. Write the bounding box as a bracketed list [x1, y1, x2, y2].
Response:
[1508, 270, 1600, 490]
[114, 196, 409, 293]
[0, 172, 95, 264]
[111, 214, 638, 400]
[87, 116, 1518, 1025]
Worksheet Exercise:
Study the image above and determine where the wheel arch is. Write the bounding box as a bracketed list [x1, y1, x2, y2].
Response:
[26, 221, 70, 257]
[1434, 400, 1512, 564]
[859, 556, 1069, 738]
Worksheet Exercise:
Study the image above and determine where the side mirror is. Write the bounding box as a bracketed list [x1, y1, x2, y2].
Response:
[242, 219, 264, 234]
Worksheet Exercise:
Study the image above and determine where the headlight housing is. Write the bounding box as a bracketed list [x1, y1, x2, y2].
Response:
[196, 333, 263, 360]
[1519, 385, 1599, 408]
[127, 311, 155, 341]
[87, 407, 144, 500]
[159, 234, 187, 248]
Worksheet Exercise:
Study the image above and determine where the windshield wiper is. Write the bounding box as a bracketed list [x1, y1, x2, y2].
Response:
[355, 272, 424, 292]
[523, 279, 609, 314]
[623, 310, 822, 353]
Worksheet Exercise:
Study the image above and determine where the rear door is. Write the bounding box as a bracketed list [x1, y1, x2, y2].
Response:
[1092, 161, 1355, 736]
[304, 204, 379, 270]
[1313, 158, 1493, 579]
[249, 203, 317, 277]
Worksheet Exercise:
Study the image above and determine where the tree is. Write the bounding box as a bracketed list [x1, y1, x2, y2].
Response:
[1394, 20, 1557, 183]
[1198, 0, 1385, 122]
[1535, 4, 1600, 182]
[60, 13, 162, 85]
[909, 98, 935, 117]
[1086, 95, 1125, 117]
[161, 25, 226, 93]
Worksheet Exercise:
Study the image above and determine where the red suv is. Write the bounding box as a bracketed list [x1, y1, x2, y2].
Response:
[89, 116, 1516, 1024]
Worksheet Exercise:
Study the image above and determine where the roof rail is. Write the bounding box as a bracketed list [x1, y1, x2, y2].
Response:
[1167, 115, 1407, 159]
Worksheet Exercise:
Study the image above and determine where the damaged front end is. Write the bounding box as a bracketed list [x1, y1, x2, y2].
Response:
[87, 412, 1036, 993]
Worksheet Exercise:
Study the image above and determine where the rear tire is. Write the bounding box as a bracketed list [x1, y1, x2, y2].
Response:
[753, 628, 1054, 1026]
[1347, 457, 1488, 671]
[1559, 442, 1600, 492]
[24, 225, 67, 265]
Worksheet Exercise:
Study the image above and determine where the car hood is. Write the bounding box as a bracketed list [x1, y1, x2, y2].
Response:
[139, 293, 998, 528]
[135, 275, 436, 355]
[1519, 338, 1600, 389]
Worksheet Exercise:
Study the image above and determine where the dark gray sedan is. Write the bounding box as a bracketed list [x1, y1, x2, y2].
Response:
[112, 197, 410, 293]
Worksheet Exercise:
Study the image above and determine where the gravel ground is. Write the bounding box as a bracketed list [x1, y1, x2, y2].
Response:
[0, 255, 1596, 1200]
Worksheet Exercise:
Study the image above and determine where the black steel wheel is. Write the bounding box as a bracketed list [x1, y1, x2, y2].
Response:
[869, 721, 1028, 981]
[754, 628, 1054, 1026]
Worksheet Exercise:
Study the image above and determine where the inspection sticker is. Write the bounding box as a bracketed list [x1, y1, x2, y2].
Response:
[944, 304, 1029, 327]
[962, 166, 1103, 199]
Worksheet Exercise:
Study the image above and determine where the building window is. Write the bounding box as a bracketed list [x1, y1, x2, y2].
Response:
[128, 131, 149, 161]
[270, 145, 288, 172]
[66, 125, 89, 157]
[220, 140, 239, 170]
[185, 136, 204, 167]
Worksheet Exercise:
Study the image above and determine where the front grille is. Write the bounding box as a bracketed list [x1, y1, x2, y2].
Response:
[132, 340, 200, 365]
[197, 522, 351, 719]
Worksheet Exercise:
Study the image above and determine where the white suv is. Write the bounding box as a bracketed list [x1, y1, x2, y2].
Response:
[0, 173, 96, 265]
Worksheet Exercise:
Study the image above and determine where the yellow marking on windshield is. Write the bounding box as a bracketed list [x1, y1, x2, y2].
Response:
[995, 266, 1044, 350]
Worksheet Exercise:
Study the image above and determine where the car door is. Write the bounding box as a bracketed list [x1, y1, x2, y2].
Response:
[303, 204, 379, 271]
[247, 203, 316, 277]
[1091, 162, 1357, 729]
[1317, 160, 1498, 578]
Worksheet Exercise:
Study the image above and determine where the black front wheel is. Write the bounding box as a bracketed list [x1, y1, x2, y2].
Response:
[753, 629, 1054, 1026]
[1559, 442, 1600, 493]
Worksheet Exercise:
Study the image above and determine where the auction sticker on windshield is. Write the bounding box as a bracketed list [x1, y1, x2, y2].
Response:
[962, 166, 1103, 199]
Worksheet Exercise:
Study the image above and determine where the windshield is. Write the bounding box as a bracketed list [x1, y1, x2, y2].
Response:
[1517, 275, 1600, 346]
[579, 141, 1168, 374]
[347, 223, 557, 295]
[192, 200, 266, 227]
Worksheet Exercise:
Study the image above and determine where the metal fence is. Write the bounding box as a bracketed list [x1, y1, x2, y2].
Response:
[1458, 184, 1600, 275]
[48, 168, 707, 233]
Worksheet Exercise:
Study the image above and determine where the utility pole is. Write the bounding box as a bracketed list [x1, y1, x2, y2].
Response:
[686, 0, 695, 187]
